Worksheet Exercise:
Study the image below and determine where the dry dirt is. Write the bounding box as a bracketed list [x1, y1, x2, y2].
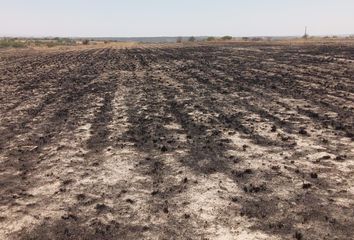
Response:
[0, 42, 354, 240]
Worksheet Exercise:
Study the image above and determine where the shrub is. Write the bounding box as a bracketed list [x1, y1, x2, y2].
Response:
[188, 36, 195, 42]
[251, 37, 262, 41]
[176, 37, 183, 43]
[206, 37, 216, 41]
[46, 42, 57, 48]
[221, 36, 233, 41]
[0, 39, 26, 48]
[82, 39, 90, 45]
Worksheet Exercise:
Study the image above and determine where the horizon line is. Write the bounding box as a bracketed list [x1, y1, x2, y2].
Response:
[1, 33, 354, 39]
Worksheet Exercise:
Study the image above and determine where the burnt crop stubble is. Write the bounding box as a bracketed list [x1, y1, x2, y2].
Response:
[0, 42, 354, 240]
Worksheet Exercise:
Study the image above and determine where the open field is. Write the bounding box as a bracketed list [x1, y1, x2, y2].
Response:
[0, 41, 354, 240]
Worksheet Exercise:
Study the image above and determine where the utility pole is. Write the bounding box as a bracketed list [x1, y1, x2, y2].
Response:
[303, 26, 309, 39]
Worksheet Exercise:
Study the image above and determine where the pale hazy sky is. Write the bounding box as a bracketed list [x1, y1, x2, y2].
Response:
[1, 0, 353, 37]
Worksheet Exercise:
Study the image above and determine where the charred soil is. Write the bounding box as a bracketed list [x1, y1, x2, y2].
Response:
[1, 42, 354, 239]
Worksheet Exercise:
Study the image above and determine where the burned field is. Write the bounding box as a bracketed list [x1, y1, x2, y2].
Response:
[0, 42, 354, 239]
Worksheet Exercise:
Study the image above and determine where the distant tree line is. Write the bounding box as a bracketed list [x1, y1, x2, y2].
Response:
[176, 36, 234, 43]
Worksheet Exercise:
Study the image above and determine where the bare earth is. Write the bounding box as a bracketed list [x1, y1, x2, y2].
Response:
[0, 41, 354, 240]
